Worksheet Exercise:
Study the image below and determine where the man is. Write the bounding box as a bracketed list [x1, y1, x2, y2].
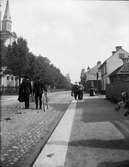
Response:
[71, 82, 79, 100]
[78, 82, 84, 100]
[18, 76, 32, 109]
[33, 77, 47, 109]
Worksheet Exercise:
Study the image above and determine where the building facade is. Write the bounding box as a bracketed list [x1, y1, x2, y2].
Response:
[0, 67, 19, 87]
[106, 63, 129, 102]
[0, 0, 18, 90]
[85, 61, 102, 92]
[99, 46, 129, 92]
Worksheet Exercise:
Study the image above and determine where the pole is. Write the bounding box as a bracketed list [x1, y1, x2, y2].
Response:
[96, 72, 98, 95]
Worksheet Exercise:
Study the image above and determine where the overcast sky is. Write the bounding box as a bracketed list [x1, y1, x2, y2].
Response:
[1, 0, 129, 82]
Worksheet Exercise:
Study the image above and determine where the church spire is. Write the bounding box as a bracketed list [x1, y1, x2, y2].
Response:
[2, 0, 12, 32]
[0, 1, 2, 31]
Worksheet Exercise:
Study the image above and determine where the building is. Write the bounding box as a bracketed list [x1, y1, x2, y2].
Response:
[85, 61, 102, 93]
[0, 66, 19, 87]
[0, 0, 18, 91]
[109, 63, 129, 84]
[0, 0, 17, 46]
[99, 46, 129, 93]
[106, 62, 129, 102]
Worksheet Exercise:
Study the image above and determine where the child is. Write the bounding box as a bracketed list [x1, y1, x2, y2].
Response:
[115, 91, 129, 116]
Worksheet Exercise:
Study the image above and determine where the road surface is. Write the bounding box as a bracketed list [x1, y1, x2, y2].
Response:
[32, 94, 129, 167]
[1, 92, 129, 167]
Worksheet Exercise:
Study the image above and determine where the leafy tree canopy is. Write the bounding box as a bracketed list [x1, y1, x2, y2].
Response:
[3, 37, 71, 89]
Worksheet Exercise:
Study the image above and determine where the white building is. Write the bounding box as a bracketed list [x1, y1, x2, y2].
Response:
[0, 67, 19, 87]
[99, 46, 129, 92]
[85, 61, 102, 92]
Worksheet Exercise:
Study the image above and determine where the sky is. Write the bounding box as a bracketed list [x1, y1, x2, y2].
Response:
[1, 0, 129, 83]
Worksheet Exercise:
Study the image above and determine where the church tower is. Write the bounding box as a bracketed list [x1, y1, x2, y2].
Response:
[0, 0, 16, 46]
[0, 0, 2, 30]
[2, 0, 12, 32]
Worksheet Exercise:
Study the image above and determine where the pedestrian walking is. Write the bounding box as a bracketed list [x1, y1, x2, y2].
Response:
[33, 77, 47, 110]
[71, 82, 79, 100]
[18, 76, 32, 109]
[78, 82, 84, 100]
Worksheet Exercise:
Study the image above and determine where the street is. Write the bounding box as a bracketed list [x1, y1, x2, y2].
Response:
[1, 92, 129, 167]
[32, 93, 129, 167]
[0, 91, 72, 167]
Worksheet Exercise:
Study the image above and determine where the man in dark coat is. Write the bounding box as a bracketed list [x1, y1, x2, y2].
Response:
[71, 82, 79, 100]
[78, 82, 84, 100]
[33, 77, 47, 109]
[19, 77, 32, 109]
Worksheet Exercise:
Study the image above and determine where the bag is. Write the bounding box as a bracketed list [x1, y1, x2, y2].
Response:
[18, 95, 25, 102]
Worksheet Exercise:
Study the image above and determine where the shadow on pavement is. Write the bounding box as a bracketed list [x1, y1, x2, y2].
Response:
[47, 139, 129, 150]
[68, 139, 129, 150]
[76, 99, 129, 123]
[97, 160, 129, 167]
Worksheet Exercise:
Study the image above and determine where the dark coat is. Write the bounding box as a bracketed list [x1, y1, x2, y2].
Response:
[33, 80, 47, 96]
[72, 84, 79, 94]
[18, 79, 32, 102]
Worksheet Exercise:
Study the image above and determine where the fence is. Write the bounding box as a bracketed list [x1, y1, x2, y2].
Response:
[106, 81, 129, 103]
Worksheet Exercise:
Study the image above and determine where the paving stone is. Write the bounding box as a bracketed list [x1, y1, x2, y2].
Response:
[1, 95, 71, 167]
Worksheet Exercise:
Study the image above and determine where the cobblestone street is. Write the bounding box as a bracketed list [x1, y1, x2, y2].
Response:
[0, 92, 72, 167]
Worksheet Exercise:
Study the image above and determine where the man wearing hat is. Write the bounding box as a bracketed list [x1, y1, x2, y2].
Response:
[33, 77, 47, 109]
[18, 76, 32, 109]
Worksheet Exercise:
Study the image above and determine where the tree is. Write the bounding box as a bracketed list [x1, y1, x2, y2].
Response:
[25, 52, 36, 80]
[6, 37, 30, 82]
[0, 39, 8, 67]
[4, 36, 71, 89]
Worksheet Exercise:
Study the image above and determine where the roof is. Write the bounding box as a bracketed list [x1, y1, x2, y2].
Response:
[109, 63, 129, 77]
[99, 48, 129, 70]
[3, 0, 11, 21]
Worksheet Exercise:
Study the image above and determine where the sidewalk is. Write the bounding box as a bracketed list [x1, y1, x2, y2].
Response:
[83, 93, 106, 99]
[32, 97, 129, 167]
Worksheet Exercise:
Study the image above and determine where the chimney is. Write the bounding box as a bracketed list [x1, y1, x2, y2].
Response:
[97, 61, 101, 66]
[116, 46, 122, 52]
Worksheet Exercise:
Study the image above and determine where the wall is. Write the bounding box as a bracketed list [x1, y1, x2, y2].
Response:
[86, 64, 101, 81]
[106, 81, 129, 102]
